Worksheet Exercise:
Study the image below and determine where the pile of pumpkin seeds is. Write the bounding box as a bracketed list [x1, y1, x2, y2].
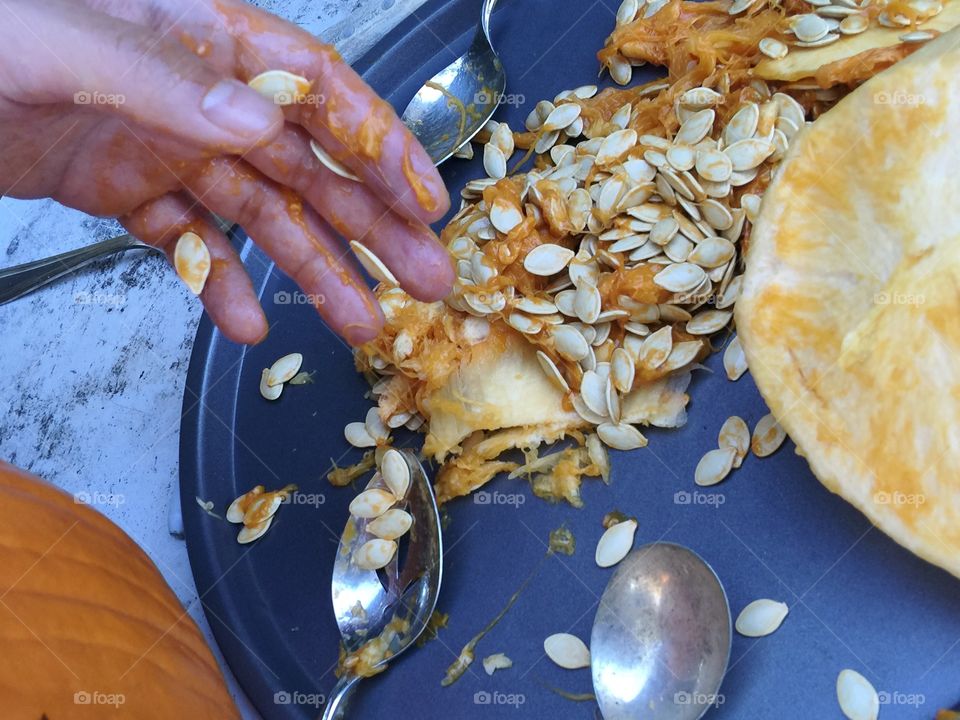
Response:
[607, 0, 945, 76]
[405, 82, 807, 455]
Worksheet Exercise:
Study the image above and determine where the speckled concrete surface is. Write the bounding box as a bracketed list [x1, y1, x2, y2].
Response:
[0, 1, 426, 715]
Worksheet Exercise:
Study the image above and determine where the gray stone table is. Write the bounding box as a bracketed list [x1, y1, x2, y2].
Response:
[0, 0, 427, 715]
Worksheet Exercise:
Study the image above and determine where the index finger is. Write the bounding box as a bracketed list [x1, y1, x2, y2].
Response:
[215, 0, 450, 225]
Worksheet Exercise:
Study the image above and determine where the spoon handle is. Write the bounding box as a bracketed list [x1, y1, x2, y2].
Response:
[319, 674, 361, 720]
[480, 0, 500, 45]
[0, 233, 154, 305]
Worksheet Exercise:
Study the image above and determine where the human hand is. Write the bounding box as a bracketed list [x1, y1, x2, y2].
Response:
[0, 0, 454, 344]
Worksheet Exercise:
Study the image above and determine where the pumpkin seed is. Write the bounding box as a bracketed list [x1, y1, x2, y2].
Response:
[349, 488, 396, 519]
[597, 129, 638, 165]
[544, 633, 591, 669]
[524, 244, 575, 276]
[355, 539, 398, 570]
[752, 413, 786, 457]
[675, 109, 715, 145]
[597, 422, 648, 450]
[695, 148, 733, 182]
[759, 37, 789, 59]
[662, 340, 702, 371]
[536, 350, 570, 392]
[724, 138, 775, 171]
[367, 508, 413, 540]
[490, 122, 515, 155]
[595, 518, 638, 567]
[259, 368, 283, 401]
[552, 324, 591, 361]
[611, 347, 636, 393]
[836, 669, 879, 720]
[695, 447, 737, 486]
[247, 69, 311, 104]
[723, 103, 760, 146]
[667, 144, 697, 172]
[267, 353, 303, 387]
[482, 653, 514, 675]
[735, 599, 789, 637]
[237, 516, 274, 543]
[686, 309, 732, 335]
[483, 143, 507, 179]
[365, 407, 389, 442]
[653, 263, 706, 293]
[718, 415, 750, 467]
[688, 237, 735, 268]
[345, 421, 376, 448]
[611, 103, 632, 129]
[839, 5, 867, 25]
[543, 103, 582, 132]
[680, 87, 723, 108]
[380, 449, 411, 498]
[581, 370, 609, 417]
[489, 198, 524, 234]
[900, 30, 934, 41]
[350, 241, 398, 285]
[574, 282, 602, 323]
[793, 13, 830, 41]
[637, 326, 673, 369]
[309, 139, 361, 182]
[173, 231, 211, 295]
[723, 335, 748, 380]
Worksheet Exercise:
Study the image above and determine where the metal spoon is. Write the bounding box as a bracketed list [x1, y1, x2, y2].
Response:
[322, 449, 442, 720]
[400, 0, 504, 165]
[0, 0, 504, 306]
[591, 542, 731, 720]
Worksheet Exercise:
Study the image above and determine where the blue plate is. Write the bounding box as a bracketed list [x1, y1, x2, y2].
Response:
[180, 1, 960, 717]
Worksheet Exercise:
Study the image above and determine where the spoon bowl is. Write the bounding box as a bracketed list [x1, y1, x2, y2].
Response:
[591, 542, 731, 720]
[400, 0, 504, 165]
[321, 450, 442, 719]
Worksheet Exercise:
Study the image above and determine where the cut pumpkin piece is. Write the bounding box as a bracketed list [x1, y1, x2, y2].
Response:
[756, 1, 960, 85]
[423, 330, 693, 462]
[737, 27, 960, 578]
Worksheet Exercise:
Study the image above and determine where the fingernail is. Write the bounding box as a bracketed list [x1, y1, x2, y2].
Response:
[201, 80, 281, 140]
[343, 323, 380, 346]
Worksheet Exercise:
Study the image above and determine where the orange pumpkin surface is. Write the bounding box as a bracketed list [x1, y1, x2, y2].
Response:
[0, 461, 238, 718]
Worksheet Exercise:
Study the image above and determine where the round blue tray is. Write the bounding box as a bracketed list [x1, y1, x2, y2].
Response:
[180, 1, 960, 717]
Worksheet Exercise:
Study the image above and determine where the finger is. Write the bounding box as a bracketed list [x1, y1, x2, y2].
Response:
[211, 0, 449, 225]
[244, 124, 454, 302]
[120, 193, 269, 345]
[182, 157, 384, 345]
[1, 0, 283, 152]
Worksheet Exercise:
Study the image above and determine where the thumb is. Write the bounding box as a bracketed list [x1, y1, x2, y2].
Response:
[0, 0, 284, 151]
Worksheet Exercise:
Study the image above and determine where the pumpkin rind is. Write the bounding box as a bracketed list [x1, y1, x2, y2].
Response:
[0, 461, 238, 717]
